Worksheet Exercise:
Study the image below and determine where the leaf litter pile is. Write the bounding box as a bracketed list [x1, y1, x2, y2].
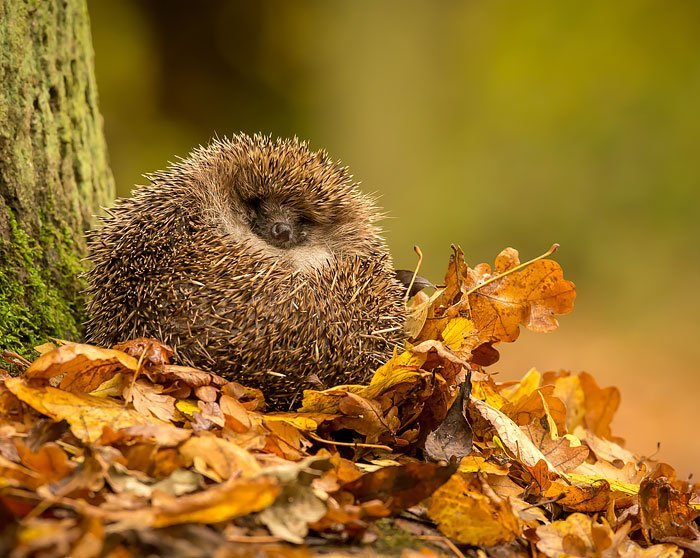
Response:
[1, 246, 699, 557]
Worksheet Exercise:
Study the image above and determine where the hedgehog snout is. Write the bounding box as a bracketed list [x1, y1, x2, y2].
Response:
[271, 221, 293, 244]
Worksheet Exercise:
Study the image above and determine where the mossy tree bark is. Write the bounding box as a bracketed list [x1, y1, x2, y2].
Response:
[0, 0, 114, 355]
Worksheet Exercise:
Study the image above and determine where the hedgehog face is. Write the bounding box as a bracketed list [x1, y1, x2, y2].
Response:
[244, 196, 312, 250]
[206, 140, 381, 273]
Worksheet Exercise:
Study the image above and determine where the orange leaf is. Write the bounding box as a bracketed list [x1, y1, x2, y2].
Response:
[25, 343, 138, 393]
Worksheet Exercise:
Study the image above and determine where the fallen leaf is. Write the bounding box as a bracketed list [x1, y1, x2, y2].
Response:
[340, 461, 458, 512]
[126, 379, 178, 422]
[152, 476, 280, 527]
[466, 247, 576, 342]
[427, 473, 521, 546]
[5, 378, 168, 443]
[579, 372, 621, 440]
[179, 434, 262, 481]
[639, 476, 700, 543]
[259, 482, 327, 544]
[113, 338, 173, 365]
[424, 376, 473, 462]
[520, 422, 589, 473]
[469, 396, 559, 473]
[25, 343, 138, 392]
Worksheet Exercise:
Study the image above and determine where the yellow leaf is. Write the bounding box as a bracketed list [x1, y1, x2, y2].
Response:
[263, 413, 330, 431]
[428, 474, 520, 546]
[153, 476, 280, 527]
[89, 373, 124, 397]
[179, 435, 261, 481]
[300, 349, 424, 413]
[499, 368, 541, 404]
[440, 317, 478, 354]
[5, 377, 166, 443]
[175, 399, 200, 416]
[458, 455, 509, 476]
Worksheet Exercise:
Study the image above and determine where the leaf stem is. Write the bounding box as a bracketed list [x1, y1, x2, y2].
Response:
[308, 431, 392, 451]
[404, 245, 424, 303]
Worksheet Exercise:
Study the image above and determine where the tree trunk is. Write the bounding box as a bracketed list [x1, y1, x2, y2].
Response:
[0, 0, 114, 355]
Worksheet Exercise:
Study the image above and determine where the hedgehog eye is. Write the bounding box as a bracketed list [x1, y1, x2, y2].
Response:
[245, 197, 262, 211]
[244, 197, 263, 220]
[298, 215, 314, 227]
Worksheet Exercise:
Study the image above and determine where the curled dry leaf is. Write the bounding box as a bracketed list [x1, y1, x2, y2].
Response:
[639, 475, 700, 543]
[424, 375, 473, 462]
[113, 338, 174, 365]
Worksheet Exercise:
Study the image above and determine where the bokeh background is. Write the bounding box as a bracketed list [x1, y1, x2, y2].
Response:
[87, 2, 699, 475]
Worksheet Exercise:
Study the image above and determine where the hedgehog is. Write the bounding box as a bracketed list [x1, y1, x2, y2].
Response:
[84, 134, 406, 409]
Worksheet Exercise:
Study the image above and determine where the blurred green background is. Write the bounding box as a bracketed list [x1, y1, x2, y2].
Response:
[87, 1, 699, 475]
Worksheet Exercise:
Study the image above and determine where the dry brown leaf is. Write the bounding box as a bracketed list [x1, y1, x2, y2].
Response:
[113, 338, 174, 365]
[126, 379, 178, 422]
[543, 479, 613, 512]
[520, 422, 589, 473]
[466, 247, 576, 342]
[416, 247, 575, 351]
[340, 461, 458, 512]
[469, 396, 560, 473]
[424, 377, 473, 462]
[639, 476, 700, 543]
[220, 393, 252, 432]
[579, 372, 621, 440]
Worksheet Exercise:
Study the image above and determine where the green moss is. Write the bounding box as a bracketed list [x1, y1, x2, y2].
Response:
[0, 211, 83, 358]
[371, 519, 440, 556]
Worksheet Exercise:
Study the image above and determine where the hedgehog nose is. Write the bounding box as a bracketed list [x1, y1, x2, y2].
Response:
[271, 222, 293, 243]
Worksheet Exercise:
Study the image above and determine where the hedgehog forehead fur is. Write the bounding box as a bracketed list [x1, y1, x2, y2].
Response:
[85, 134, 405, 409]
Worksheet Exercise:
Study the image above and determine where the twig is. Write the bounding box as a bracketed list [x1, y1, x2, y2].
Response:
[308, 431, 392, 452]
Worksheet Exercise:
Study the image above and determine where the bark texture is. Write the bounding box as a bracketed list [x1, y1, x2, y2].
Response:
[0, 0, 114, 354]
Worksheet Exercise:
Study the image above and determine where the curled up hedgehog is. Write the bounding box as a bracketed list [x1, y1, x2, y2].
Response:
[84, 135, 406, 409]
